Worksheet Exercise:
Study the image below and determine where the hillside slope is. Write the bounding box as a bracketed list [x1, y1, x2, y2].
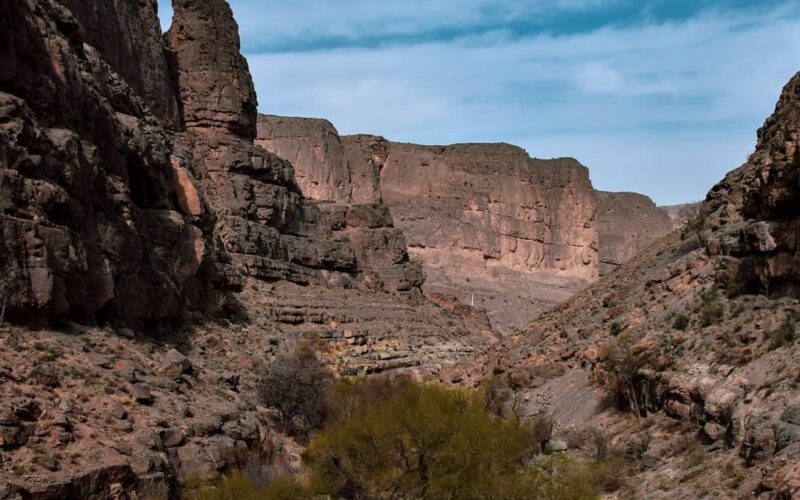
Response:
[474, 71, 800, 498]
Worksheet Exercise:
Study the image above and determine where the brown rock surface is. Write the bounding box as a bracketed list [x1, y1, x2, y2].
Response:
[166, 0, 257, 138]
[375, 141, 599, 279]
[257, 119, 603, 332]
[58, 0, 179, 124]
[256, 116, 353, 202]
[596, 191, 674, 274]
[258, 116, 679, 332]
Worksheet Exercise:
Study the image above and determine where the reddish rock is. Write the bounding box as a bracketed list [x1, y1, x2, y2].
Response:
[595, 191, 673, 275]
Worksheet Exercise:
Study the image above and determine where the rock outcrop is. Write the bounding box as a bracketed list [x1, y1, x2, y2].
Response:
[704, 72, 800, 298]
[252, 116, 422, 294]
[167, 0, 257, 138]
[0, 0, 217, 329]
[58, 0, 180, 124]
[595, 191, 673, 274]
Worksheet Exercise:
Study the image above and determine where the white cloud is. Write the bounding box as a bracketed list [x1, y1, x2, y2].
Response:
[156, 1, 800, 205]
[247, 5, 800, 205]
[222, 0, 623, 46]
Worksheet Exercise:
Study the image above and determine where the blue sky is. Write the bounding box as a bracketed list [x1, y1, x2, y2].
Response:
[157, 1, 800, 205]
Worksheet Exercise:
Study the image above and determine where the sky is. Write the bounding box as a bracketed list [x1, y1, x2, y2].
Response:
[157, 1, 800, 205]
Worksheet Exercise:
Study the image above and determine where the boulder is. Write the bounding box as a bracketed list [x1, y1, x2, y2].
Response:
[160, 349, 193, 380]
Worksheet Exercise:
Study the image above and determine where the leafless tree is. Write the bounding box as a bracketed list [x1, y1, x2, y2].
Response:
[258, 347, 333, 438]
[681, 205, 710, 246]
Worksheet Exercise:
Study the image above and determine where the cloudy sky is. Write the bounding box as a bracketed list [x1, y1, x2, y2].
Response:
[157, 1, 800, 205]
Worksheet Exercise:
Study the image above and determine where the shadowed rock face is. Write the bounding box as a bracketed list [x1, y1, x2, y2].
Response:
[59, 0, 180, 124]
[254, 116, 422, 294]
[596, 191, 673, 275]
[0, 0, 423, 328]
[0, 0, 218, 328]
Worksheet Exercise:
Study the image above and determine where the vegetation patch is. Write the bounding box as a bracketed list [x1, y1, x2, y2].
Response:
[189, 378, 607, 499]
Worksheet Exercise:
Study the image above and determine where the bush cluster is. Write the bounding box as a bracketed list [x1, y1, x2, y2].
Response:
[189, 358, 605, 499]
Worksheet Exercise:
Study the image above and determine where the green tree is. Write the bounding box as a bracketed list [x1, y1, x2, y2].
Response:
[305, 382, 597, 499]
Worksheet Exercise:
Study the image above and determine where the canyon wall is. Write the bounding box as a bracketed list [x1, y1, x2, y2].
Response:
[595, 191, 673, 274]
[0, 0, 218, 328]
[257, 117, 674, 331]
[0, 0, 426, 330]
[0, 0, 476, 496]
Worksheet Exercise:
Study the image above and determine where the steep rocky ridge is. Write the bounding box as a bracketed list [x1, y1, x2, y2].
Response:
[470, 71, 800, 498]
[596, 191, 674, 274]
[0, 0, 218, 328]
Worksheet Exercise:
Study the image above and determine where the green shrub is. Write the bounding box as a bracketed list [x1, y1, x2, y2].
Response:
[183, 471, 306, 500]
[698, 288, 724, 328]
[672, 312, 690, 331]
[306, 382, 598, 500]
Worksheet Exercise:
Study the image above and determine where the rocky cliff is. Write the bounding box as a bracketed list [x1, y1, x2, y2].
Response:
[596, 191, 674, 274]
[0, 0, 491, 496]
[471, 71, 800, 498]
[0, 0, 218, 329]
[256, 118, 674, 332]
[0, 0, 429, 331]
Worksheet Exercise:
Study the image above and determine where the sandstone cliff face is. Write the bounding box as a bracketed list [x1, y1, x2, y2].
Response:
[595, 191, 673, 274]
[256, 115, 383, 204]
[257, 117, 678, 332]
[167, 0, 257, 138]
[254, 115, 422, 294]
[166, 0, 357, 290]
[376, 142, 599, 279]
[256, 116, 352, 202]
[374, 141, 600, 332]
[255, 120, 601, 332]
